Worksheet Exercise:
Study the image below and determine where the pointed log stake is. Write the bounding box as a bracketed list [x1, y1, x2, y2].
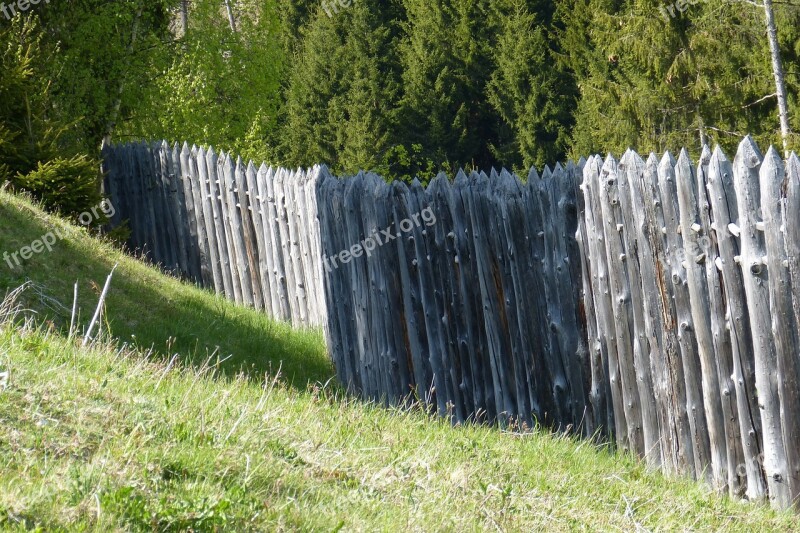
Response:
[675, 149, 728, 491]
[734, 136, 791, 508]
[697, 145, 746, 498]
[760, 146, 800, 508]
[614, 150, 660, 465]
[707, 145, 766, 501]
[786, 152, 800, 507]
[83, 265, 118, 347]
[658, 151, 712, 481]
[583, 155, 627, 449]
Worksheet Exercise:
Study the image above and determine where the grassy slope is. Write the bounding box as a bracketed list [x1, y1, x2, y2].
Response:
[0, 190, 798, 531]
[0, 191, 331, 387]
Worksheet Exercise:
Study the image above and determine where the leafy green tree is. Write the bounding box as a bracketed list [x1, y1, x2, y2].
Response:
[396, 0, 498, 178]
[0, 17, 101, 216]
[119, 0, 285, 163]
[558, 0, 800, 157]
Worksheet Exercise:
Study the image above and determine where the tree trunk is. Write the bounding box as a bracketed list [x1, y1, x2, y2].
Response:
[224, 0, 237, 33]
[180, 0, 188, 36]
[763, 0, 792, 156]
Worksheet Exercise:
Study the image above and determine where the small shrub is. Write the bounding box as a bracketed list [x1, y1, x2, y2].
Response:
[12, 154, 101, 218]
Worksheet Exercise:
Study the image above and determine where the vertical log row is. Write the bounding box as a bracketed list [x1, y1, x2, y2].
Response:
[101, 142, 328, 328]
[310, 163, 596, 429]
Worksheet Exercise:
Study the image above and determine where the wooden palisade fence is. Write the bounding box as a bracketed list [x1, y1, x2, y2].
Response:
[103, 137, 800, 510]
[101, 141, 327, 327]
[580, 137, 800, 510]
[316, 165, 596, 435]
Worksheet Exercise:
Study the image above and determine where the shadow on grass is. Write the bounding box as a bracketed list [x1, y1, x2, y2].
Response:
[0, 194, 334, 389]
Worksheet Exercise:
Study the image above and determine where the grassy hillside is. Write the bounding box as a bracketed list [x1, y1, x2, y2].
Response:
[0, 190, 331, 387]
[1, 191, 799, 530]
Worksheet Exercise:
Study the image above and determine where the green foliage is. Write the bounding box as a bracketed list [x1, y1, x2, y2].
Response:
[119, 0, 285, 165]
[12, 155, 101, 218]
[486, 0, 575, 171]
[558, 0, 800, 157]
[280, 0, 577, 181]
[2, 0, 800, 194]
[281, 0, 399, 176]
[0, 17, 104, 215]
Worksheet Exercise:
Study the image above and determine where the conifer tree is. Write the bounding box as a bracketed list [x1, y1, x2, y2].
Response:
[281, 1, 398, 174]
[487, 0, 576, 170]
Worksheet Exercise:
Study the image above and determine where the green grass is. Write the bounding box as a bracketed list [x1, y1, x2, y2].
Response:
[0, 190, 332, 388]
[1, 190, 799, 530]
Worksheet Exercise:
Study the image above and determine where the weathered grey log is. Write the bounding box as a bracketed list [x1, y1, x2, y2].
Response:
[583, 155, 628, 448]
[784, 152, 800, 506]
[234, 157, 264, 310]
[707, 145, 766, 501]
[254, 165, 278, 317]
[615, 150, 661, 467]
[392, 179, 435, 409]
[131, 143, 152, 257]
[285, 170, 309, 325]
[429, 174, 469, 421]
[306, 167, 329, 327]
[450, 171, 491, 421]
[245, 161, 273, 311]
[156, 141, 181, 272]
[696, 145, 746, 498]
[675, 149, 728, 489]
[624, 151, 672, 470]
[658, 152, 712, 481]
[216, 153, 244, 304]
[759, 146, 800, 508]
[575, 160, 606, 438]
[465, 171, 510, 420]
[734, 137, 790, 508]
[549, 163, 588, 430]
[536, 169, 564, 425]
[294, 169, 315, 325]
[316, 170, 353, 387]
[505, 168, 548, 427]
[181, 143, 211, 286]
[209, 148, 240, 300]
[521, 166, 559, 427]
[639, 153, 696, 475]
[275, 169, 299, 322]
[598, 154, 645, 457]
[564, 160, 595, 437]
[140, 143, 162, 264]
[200, 147, 233, 297]
[168, 142, 195, 279]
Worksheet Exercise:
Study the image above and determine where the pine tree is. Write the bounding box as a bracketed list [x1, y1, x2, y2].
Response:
[397, 0, 499, 178]
[487, 0, 576, 171]
[281, 1, 399, 174]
